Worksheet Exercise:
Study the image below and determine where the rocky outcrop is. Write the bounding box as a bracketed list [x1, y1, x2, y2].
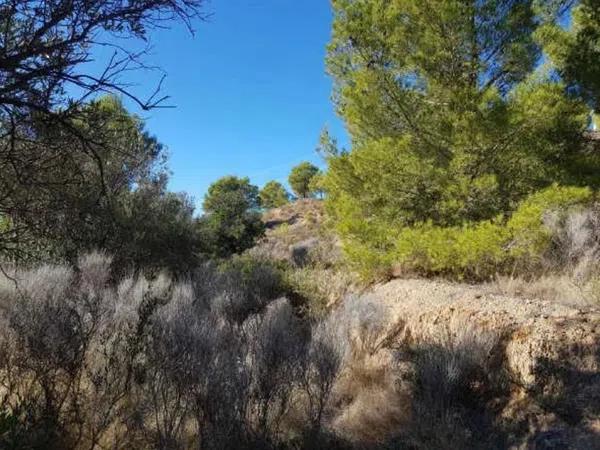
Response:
[370, 278, 600, 448]
[250, 199, 342, 266]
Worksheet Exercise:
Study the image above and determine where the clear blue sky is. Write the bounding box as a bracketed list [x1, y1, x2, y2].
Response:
[108, 0, 348, 209]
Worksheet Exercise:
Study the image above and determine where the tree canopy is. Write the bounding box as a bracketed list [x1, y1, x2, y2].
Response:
[199, 176, 264, 258]
[322, 0, 600, 276]
[325, 0, 599, 228]
[289, 162, 321, 199]
[1, 96, 201, 272]
[259, 181, 290, 209]
[537, 0, 600, 109]
[0, 0, 205, 263]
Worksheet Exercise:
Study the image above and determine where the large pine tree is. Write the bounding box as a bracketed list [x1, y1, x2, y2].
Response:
[325, 0, 599, 228]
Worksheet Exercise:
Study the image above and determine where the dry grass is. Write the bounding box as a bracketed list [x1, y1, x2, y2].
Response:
[251, 199, 342, 268]
[486, 206, 600, 308]
[411, 317, 500, 405]
[488, 274, 600, 307]
[318, 294, 410, 444]
[394, 318, 504, 449]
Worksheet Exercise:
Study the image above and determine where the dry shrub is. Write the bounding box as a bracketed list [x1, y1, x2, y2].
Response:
[332, 385, 411, 444]
[412, 318, 499, 410]
[0, 253, 351, 449]
[301, 316, 346, 432]
[399, 318, 503, 449]
[318, 294, 410, 444]
[487, 206, 600, 307]
[4, 252, 547, 449]
[544, 208, 600, 277]
[0, 252, 133, 449]
[489, 274, 600, 306]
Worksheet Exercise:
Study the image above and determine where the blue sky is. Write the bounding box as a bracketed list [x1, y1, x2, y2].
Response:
[102, 0, 348, 209]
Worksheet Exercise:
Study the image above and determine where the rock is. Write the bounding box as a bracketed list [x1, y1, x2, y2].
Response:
[366, 278, 600, 445]
[290, 237, 320, 267]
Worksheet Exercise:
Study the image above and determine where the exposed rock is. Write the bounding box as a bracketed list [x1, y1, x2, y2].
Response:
[249, 199, 341, 266]
[290, 237, 320, 267]
[368, 278, 600, 448]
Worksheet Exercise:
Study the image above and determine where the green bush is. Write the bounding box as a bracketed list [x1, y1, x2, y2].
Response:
[506, 184, 593, 261]
[198, 176, 265, 259]
[393, 219, 509, 279]
[259, 181, 290, 209]
[340, 185, 595, 281]
[289, 162, 320, 199]
[323, 0, 600, 282]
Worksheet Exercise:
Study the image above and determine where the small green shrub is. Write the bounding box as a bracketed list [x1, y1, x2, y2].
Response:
[393, 218, 509, 279]
[506, 184, 593, 262]
[331, 198, 400, 279]
[284, 267, 358, 318]
[272, 222, 291, 239]
[341, 185, 595, 280]
[217, 254, 289, 307]
[0, 215, 9, 233]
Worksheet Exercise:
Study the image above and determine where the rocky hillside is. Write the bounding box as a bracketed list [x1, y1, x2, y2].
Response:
[368, 278, 600, 447]
[250, 199, 341, 268]
[256, 200, 600, 448]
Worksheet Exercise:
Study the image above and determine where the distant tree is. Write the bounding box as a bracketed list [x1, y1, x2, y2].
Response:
[199, 176, 264, 258]
[289, 162, 320, 198]
[308, 172, 326, 200]
[259, 181, 290, 209]
[203, 176, 260, 213]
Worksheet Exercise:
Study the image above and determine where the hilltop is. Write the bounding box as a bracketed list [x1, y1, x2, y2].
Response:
[250, 199, 341, 267]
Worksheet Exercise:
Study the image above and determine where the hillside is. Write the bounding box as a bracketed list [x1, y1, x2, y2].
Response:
[3, 1, 600, 448]
[250, 199, 341, 267]
[256, 200, 600, 448]
[367, 278, 600, 447]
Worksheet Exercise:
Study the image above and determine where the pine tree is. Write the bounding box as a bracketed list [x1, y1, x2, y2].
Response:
[325, 0, 596, 228]
[259, 181, 290, 209]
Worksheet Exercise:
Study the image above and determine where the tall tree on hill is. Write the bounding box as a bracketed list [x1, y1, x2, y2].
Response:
[289, 162, 320, 199]
[199, 176, 264, 258]
[259, 181, 290, 209]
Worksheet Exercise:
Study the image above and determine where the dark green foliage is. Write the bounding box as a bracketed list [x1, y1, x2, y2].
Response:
[112, 179, 201, 274]
[538, 0, 600, 109]
[289, 162, 321, 198]
[1, 97, 202, 273]
[259, 181, 290, 209]
[215, 255, 290, 322]
[198, 176, 265, 258]
[0, 0, 204, 265]
[324, 0, 600, 278]
[203, 175, 261, 213]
